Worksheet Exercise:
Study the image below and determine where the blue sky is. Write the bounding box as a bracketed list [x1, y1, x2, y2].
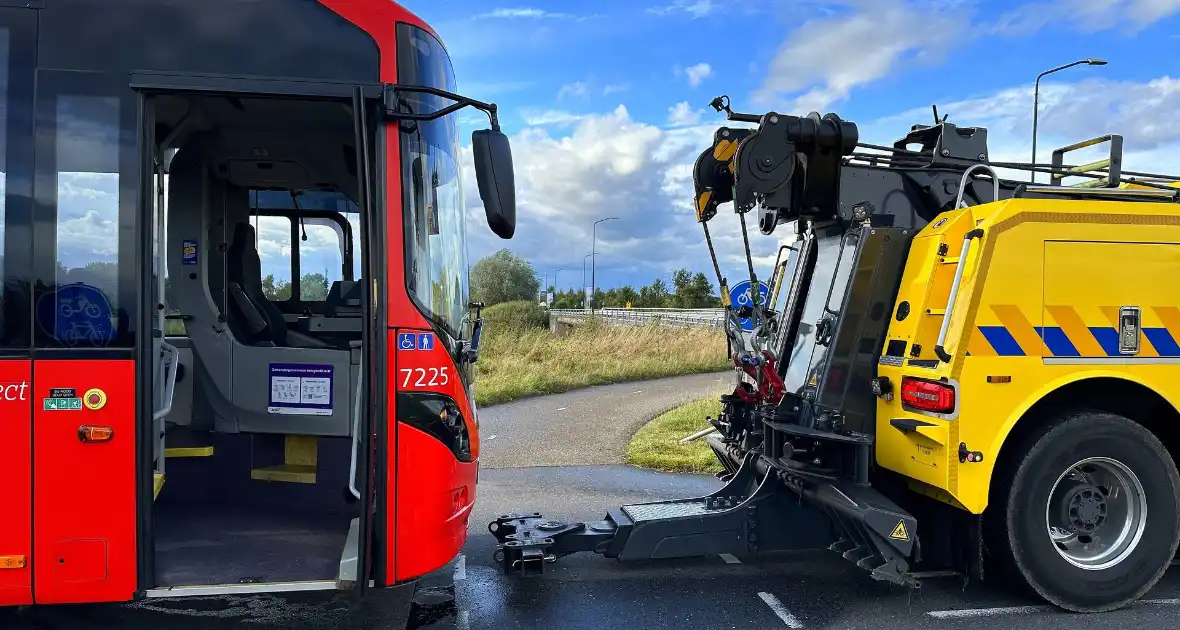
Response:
[396, 0, 1180, 294]
[45, 0, 1180, 305]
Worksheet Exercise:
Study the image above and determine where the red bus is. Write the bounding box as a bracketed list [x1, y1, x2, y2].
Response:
[0, 0, 514, 622]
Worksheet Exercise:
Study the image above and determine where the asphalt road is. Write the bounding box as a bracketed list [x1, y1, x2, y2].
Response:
[8, 374, 1180, 629]
[476, 371, 732, 468]
[450, 466, 1180, 630]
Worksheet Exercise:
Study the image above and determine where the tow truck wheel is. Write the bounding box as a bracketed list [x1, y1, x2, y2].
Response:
[997, 409, 1180, 612]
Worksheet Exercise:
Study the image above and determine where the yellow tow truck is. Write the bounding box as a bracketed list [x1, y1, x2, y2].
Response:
[490, 98, 1180, 614]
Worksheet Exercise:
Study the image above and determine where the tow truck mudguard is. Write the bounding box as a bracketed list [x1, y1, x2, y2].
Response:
[490, 441, 918, 586]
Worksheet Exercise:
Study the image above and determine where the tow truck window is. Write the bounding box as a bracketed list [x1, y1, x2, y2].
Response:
[782, 227, 860, 396]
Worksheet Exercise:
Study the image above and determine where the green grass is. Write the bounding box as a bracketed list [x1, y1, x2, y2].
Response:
[625, 398, 725, 475]
[473, 313, 729, 407]
[166, 299, 729, 408]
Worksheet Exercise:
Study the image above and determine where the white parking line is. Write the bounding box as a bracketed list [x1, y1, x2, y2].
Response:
[719, 553, 741, 564]
[928, 599, 1180, 619]
[453, 554, 466, 582]
[457, 609, 470, 630]
[927, 605, 1048, 619]
[758, 592, 804, 628]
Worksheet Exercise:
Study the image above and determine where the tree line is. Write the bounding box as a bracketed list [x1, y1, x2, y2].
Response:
[471, 249, 721, 309]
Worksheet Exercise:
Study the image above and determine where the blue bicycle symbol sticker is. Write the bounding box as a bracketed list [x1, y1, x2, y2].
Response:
[35, 283, 117, 346]
[729, 280, 771, 332]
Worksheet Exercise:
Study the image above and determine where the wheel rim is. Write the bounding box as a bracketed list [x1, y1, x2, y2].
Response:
[1044, 456, 1148, 571]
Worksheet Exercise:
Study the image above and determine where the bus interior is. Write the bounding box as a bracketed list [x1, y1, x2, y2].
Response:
[146, 89, 375, 591]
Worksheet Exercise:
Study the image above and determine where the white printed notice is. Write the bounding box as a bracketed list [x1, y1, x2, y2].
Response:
[268, 363, 334, 415]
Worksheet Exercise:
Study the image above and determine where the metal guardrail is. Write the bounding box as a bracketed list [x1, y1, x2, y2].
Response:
[549, 308, 725, 330]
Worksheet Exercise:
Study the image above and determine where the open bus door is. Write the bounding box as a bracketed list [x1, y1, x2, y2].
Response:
[133, 77, 390, 598]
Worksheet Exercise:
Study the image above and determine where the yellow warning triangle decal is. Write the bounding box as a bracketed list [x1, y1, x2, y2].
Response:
[889, 521, 909, 541]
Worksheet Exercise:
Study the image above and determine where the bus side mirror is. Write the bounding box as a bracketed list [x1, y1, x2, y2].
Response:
[472, 129, 516, 239]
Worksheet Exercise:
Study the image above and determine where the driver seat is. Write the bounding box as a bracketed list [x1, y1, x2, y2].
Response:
[226, 221, 329, 349]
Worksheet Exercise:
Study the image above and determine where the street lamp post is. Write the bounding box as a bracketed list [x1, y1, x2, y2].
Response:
[1031, 58, 1107, 183]
[591, 217, 618, 313]
[582, 253, 594, 310]
[553, 267, 566, 305]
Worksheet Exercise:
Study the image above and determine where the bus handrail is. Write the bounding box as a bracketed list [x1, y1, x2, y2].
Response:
[154, 341, 180, 421]
[348, 351, 363, 500]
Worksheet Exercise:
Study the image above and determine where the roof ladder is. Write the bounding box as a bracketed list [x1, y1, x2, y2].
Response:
[1050, 134, 1122, 188]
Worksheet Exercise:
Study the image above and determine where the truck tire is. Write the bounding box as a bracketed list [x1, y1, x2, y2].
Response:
[995, 409, 1180, 612]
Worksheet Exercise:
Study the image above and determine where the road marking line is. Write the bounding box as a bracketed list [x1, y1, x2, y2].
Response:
[928, 598, 1180, 619]
[927, 606, 1049, 618]
[453, 555, 466, 582]
[758, 592, 803, 628]
[632, 390, 643, 394]
[719, 553, 741, 564]
[457, 609, 470, 630]
[556, 407, 567, 411]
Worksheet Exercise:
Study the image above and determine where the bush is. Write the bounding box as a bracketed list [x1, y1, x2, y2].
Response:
[482, 300, 549, 333]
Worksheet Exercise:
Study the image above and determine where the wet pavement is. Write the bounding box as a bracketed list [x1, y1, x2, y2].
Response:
[7, 378, 1180, 628]
[6, 467, 1180, 629]
[442, 466, 1180, 630]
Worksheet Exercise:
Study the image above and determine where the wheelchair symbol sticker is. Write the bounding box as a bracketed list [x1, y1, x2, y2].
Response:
[397, 332, 416, 351]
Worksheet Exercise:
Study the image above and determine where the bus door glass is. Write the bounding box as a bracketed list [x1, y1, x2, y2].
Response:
[28, 69, 139, 605]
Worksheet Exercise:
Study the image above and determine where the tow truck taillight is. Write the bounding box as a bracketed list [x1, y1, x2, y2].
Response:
[900, 377, 955, 414]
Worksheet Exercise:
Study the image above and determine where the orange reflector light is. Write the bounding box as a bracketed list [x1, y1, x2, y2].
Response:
[78, 425, 114, 442]
[0, 555, 26, 569]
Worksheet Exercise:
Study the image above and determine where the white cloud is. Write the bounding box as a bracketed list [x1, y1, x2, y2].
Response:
[675, 62, 713, 88]
[667, 101, 704, 126]
[603, 83, 630, 95]
[648, 0, 719, 17]
[987, 0, 1180, 35]
[520, 109, 587, 126]
[477, 7, 575, 19]
[862, 76, 1180, 194]
[755, 0, 964, 112]
[460, 73, 1180, 291]
[755, 0, 1180, 115]
[557, 81, 590, 101]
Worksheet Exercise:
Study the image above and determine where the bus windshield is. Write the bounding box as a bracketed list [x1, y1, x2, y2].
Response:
[397, 23, 469, 340]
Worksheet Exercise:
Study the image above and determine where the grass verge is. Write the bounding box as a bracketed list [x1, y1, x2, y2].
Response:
[474, 314, 728, 407]
[625, 398, 724, 475]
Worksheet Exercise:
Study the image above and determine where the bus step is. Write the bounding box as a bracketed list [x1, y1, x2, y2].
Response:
[153, 472, 166, 501]
[165, 446, 214, 458]
[250, 435, 318, 484]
